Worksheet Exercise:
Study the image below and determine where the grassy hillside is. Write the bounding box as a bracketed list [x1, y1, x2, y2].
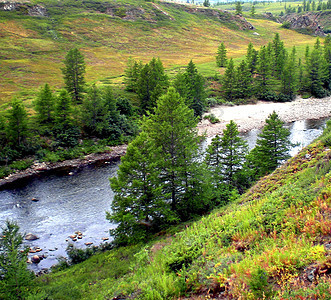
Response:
[0, 0, 319, 105]
[31, 121, 331, 299]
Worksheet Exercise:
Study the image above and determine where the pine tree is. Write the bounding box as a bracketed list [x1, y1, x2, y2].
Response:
[0, 221, 34, 299]
[250, 5, 256, 16]
[203, 0, 210, 7]
[34, 83, 55, 125]
[143, 87, 203, 217]
[207, 121, 247, 187]
[307, 38, 328, 97]
[235, 60, 252, 99]
[53, 90, 80, 147]
[108, 131, 168, 245]
[62, 48, 86, 104]
[216, 42, 227, 67]
[124, 58, 143, 93]
[256, 45, 272, 95]
[323, 35, 331, 91]
[235, 1, 243, 14]
[137, 58, 168, 113]
[81, 85, 110, 137]
[281, 47, 297, 99]
[222, 58, 237, 101]
[250, 111, 294, 177]
[5, 98, 29, 150]
[246, 42, 258, 75]
[272, 33, 286, 79]
[174, 60, 206, 118]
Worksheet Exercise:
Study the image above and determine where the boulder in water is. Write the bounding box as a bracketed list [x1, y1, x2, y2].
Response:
[25, 233, 39, 241]
[31, 255, 41, 264]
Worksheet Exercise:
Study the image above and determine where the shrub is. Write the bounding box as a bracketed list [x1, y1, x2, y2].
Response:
[203, 114, 220, 124]
[281, 21, 291, 29]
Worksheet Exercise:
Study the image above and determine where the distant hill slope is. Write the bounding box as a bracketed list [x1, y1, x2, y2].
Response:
[32, 121, 331, 299]
[0, 0, 318, 104]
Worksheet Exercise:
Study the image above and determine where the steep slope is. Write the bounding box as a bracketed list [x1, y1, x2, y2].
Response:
[32, 121, 331, 299]
[0, 0, 318, 104]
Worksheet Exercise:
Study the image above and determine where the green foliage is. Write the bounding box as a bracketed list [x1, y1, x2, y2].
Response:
[33, 83, 55, 125]
[203, 114, 220, 124]
[235, 1, 243, 15]
[62, 48, 86, 104]
[250, 111, 295, 177]
[216, 42, 227, 68]
[248, 267, 273, 299]
[0, 221, 34, 299]
[174, 60, 207, 118]
[137, 57, 169, 113]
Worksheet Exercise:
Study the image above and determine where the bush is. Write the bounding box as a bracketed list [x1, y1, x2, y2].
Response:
[281, 21, 291, 29]
[203, 114, 220, 124]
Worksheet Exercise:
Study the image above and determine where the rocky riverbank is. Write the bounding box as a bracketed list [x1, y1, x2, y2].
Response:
[0, 145, 127, 190]
[198, 96, 331, 137]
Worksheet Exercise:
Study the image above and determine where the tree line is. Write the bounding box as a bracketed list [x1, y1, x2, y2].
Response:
[218, 34, 331, 102]
[108, 86, 295, 245]
[0, 49, 137, 174]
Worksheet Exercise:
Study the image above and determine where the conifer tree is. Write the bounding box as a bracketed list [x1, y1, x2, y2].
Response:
[174, 60, 206, 118]
[124, 58, 143, 93]
[256, 45, 272, 95]
[250, 5, 256, 16]
[62, 48, 86, 104]
[216, 42, 227, 67]
[246, 42, 258, 75]
[143, 87, 202, 217]
[222, 58, 237, 100]
[108, 131, 168, 245]
[250, 111, 294, 177]
[6, 98, 29, 149]
[272, 33, 286, 79]
[53, 90, 80, 147]
[34, 83, 55, 124]
[0, 221, 34, 299]
[235, 60, 252, 99]
[323, 35, 331, 91]
[307, 38, 328, 97]
[235, 1, 243, 14]
[281, 47, 297, 99]
[207, 121, 247, 188]
[137, 58, 168, 113]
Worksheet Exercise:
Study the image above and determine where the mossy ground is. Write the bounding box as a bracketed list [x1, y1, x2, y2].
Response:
[30, 123, 331, 299]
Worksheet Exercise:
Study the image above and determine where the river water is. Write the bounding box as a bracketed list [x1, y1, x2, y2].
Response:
[0, 117, 328, 272]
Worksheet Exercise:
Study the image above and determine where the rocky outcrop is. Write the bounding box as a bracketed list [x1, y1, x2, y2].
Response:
[280, 12, 326, 36]
[0, 145, 127, 190]
[162, 2, 255, 30]
[0, 2, 47, 16]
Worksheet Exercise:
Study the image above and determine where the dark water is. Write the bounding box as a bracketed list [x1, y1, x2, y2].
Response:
[0, 117, 328, 272]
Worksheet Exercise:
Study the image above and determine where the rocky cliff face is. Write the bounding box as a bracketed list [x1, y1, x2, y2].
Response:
[280, 12, 327, 36]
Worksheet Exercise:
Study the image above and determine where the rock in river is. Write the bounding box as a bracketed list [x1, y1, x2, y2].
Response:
[31, 255, 41, 264]
[25, 233, 39, 241]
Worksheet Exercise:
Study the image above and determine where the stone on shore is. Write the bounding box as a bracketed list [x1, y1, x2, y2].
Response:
[25, 233, 39, 241]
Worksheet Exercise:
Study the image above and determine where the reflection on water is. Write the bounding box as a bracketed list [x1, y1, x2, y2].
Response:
[0, 117, 328, 271]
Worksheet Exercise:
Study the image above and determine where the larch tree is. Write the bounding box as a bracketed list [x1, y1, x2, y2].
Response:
[5, 98, 29, 150]
[143, 87, 205, 219]
[137, 58, 168, 113]
[250, 111, 294, 177]
[108, 131, 169, 245]
[34, 83, 55, 125]
[62, 48, 86, 104]
[222, 58, 237, 100]
[216, 42, 227, 68]
[0, 221, 34, 299]
[281, 47, 297, 99]
[174, 60, 206, 118]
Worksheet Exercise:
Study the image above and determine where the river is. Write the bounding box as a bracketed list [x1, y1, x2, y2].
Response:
[0, 117, 329, 272]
